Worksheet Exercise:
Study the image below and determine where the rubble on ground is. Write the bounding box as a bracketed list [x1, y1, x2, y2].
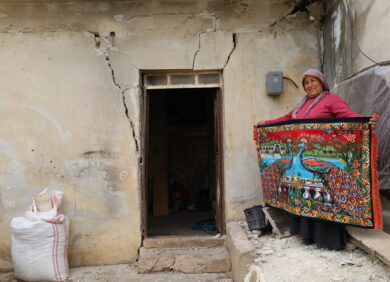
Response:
[236, 220, 390, 282]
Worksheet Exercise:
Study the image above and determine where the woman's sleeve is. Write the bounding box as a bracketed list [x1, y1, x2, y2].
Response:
[330, 95, 363, 118]
[264, 109, 294, 125]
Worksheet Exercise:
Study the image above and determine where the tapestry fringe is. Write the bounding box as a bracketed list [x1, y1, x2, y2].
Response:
[371, 126, 383, 230]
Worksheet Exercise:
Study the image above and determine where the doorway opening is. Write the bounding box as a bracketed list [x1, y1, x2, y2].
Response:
[144, 86, 223, 237]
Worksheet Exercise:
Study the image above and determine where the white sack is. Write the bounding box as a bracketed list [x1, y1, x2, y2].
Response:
[10, 217, 69, 282]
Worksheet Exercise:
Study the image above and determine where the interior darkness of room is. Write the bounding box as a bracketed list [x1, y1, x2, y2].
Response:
[147, 88, 218, 236]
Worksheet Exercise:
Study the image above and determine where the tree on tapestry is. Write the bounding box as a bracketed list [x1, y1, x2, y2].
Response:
[260, 139, 293, 201]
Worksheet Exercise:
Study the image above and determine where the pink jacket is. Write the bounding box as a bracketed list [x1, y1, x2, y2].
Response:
[265, 92, 362, 124]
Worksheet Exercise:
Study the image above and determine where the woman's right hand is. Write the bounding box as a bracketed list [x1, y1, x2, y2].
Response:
[369, 114, 380, 129]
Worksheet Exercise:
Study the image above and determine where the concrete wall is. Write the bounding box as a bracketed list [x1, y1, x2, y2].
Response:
[321, 0, 390, 190]
[0, 0, 320, 270]
[223, 12, 320, 218]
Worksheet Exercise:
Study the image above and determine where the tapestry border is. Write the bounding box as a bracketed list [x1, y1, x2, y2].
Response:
[255, 117, 376, 229]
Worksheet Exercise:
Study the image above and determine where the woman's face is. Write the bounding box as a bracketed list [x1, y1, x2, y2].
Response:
[303, 75, 324, 98]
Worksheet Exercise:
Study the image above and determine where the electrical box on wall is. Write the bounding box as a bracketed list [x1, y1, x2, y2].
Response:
[266, 71, 283, 95]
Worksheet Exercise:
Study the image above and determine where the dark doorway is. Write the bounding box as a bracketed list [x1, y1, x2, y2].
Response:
[145, 88, 221, 236]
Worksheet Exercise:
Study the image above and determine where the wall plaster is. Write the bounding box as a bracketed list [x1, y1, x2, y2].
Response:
[0, 0, 321, 269]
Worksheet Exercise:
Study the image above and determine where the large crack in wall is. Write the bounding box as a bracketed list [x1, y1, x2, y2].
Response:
[105, 54, 139, 153]
[191, 13, 218, 69]
[223, 33, 237, 69]
[189, 1, 319, 69]
[90, 2, 319, 152]
[88, 32, 140, 153]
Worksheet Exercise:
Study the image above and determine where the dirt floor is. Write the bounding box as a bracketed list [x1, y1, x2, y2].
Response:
[237, 220, 390, 282]
[0, 264, 232, 282]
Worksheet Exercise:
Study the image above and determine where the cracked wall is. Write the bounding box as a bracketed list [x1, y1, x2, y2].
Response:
[0, 0, 320, 270]
[223, 12, 321, 219]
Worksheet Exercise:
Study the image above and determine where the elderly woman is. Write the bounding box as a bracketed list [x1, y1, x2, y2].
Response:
[258, 69, 378, 250]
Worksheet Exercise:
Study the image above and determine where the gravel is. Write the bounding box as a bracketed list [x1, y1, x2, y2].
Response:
[238, 220, 390, 282]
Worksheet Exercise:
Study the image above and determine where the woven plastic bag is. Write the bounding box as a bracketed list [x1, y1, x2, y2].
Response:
[10, 189, 69, 281]
[25, 188, 65, 223]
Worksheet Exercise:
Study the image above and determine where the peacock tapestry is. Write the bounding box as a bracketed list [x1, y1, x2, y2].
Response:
[253, 117, 382, 229]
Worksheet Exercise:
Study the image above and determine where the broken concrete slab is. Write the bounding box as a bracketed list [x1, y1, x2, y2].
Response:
[143, 235, 225, 249]
[347, 226, 390, 266]
[226, 221, 256, 282]
[137, 247, 231, 274]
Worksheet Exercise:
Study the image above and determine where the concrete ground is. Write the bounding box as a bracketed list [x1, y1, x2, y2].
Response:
[0, 264, 232, 282]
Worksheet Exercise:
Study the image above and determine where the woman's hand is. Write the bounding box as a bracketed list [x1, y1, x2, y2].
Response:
[369, 114, 380, 129]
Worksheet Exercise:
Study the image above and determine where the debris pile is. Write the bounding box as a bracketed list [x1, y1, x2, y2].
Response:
[237, 220, 390, 282]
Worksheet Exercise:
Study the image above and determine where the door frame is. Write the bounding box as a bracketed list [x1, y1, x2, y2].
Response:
[140, 71, 225, 237]
[214, 87, 226, 234]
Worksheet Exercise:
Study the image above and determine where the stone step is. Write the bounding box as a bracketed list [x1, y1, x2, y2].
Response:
[137, 246, 231, 274]
[347, 226, 390, 266]
[143, 235, 225, 249]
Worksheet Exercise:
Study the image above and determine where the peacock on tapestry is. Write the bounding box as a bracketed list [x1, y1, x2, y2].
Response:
[253, 117, 382, 229]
